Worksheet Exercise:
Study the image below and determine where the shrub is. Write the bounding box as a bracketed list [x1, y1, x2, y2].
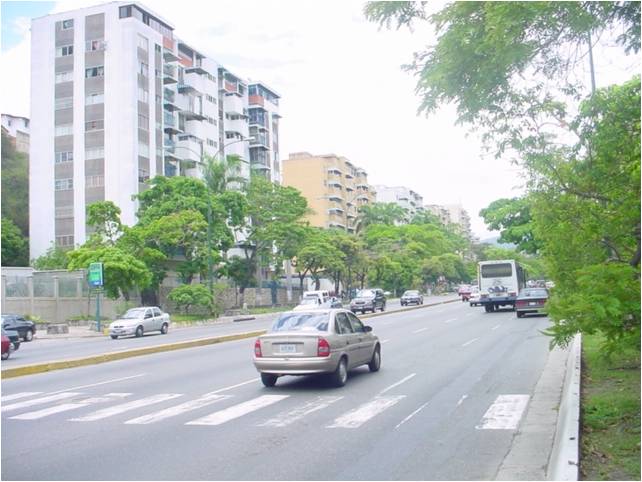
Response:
[168, 284, 213, 315]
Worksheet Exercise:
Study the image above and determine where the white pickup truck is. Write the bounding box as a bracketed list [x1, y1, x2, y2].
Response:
[108, 306, 171, 339]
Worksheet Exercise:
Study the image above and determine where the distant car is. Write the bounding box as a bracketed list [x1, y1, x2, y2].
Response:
[109, 307, 171, 339]
[515, 288, 549, 318]
[401, 290, 424, 306]
[1, 331, 12, 360]
[253, 309, 381, 387]
[1, 314, 36, 342]
[458, 285, 472, 302]
[469, 287, 482, 306]
[1, 328, 21, 353]
[293, 296, 342, 311]
[350, 289, 386, 314]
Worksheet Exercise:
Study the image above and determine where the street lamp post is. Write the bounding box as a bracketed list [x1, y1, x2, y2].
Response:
[171, 136, 253, 293]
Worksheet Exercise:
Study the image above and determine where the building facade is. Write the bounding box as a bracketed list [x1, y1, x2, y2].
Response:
[1, 114, 30, 153]
[283, 152, 376, 233]
[373, 185, 424, 222]
[30, 2, 280, 258]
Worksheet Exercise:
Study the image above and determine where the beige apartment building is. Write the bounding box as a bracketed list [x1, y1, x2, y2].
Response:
[284, 152, 376, 232]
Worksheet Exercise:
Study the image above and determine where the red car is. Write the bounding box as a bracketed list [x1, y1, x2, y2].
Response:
[1, 332, 11, 360]
[458, 284, 472, 302]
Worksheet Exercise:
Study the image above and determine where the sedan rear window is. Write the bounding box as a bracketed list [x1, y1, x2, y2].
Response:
[270, 313, 329, 332]
[522, 289, 548, 297]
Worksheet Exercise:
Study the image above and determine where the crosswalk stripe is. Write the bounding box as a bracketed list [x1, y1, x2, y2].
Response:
[475, 394, 530, 430]
[10, 393, 132, 420]
[258, 396, 343, 427]
[1, 392, 43, 403]
[326, 396, 405, 429]
[124, 394, 231, 424]
[2, 392, 83, 413]
[187, 395, 289, 426]
[69, 393, 182, 422]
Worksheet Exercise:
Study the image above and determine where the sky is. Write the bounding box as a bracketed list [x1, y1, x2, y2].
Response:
[1, 0, 638, 240]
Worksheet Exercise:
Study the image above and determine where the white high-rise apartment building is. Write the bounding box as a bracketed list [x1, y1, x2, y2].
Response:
[30, 2, 281, 259]
[373, 185, 424, 222]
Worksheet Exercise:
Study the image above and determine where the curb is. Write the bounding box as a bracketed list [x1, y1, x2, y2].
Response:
[2, 296, 459, 379]
[1, 330, 267, 380]
[547, 333, 581, 481]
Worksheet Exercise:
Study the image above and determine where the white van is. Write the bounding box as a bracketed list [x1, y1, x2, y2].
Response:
[292, 290, 341, 311]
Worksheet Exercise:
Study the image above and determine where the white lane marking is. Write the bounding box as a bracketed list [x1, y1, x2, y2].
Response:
[10, 393, 131, 420]
[1, 392, 43, 403]
[456, 394, 468, 407]
[125, 394, 231, 424]
[47, 374, 146, 395]
[206, 378, 259, 395]
[69, 393, 182, 422]
[1, 392, 83, 413]
[435, 310, 445, 314]
[444, 318, 457, 323]
[462, 338, 479, 347]
[379, 374, 416, 395]
[258, 396, 343, 427]
[395, 401, 430, 429]
[327, 396, 405, 429]
[476, 394, 530, 430]
[492, 324, 501, 330]
[381, 339, 390, 344]
[186, 395, 289, 426]
[465, 313, 475, 317]
[381, 321, 394, 326]
[412, 327, 429, 334]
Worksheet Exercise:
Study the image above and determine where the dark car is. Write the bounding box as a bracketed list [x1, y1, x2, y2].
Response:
[515, 288, 549, 318]
[1, 314, 36, 341]
[350, 289, 386, 314]
[1, 328, 21, 352]
[401, 290, 424, 306]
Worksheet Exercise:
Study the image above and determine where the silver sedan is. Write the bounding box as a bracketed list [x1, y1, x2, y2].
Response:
[253, 309, 381, 387]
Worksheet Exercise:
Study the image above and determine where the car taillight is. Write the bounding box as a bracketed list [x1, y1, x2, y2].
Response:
[317, 338, 330, 357]
[509, 291, 517, 297]
[516, 300, 526, 307]
[254, 339, 262, 357]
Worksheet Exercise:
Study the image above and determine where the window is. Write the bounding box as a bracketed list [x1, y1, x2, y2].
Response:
[85, 66, 104, 78]
[138, 142, 149, 157]
[86, 40, 105, 51]
[481, 263, 513, 278]
[155, 44, 161, 53]
[206, 116, 216, 125]
[206, 73, 216, 82]
[85, 147, 104, 159]
[55, 97, 73, 110]
[207, 139, 216, 147]
[56, 45, 74, 57]
[55, 124, 73, 136]
[347, 312, 365, 333]
[56, 235, 74, 247]
[85, 93, 104, 105]
[55, 206, 73, 218]
[335, 313, 354, 334]
[55, 178, 73, 191]
[137, 34, 148, 51]
[85, 120, 104, 131]
[55, 151, 73, 163]
[270, 312, 329, 332]
[55, 71, 73, 83]
[206, 94, 216, 104]
[138, 113, 148, 131]
[119, 6, 132, 18]
[138, 61, 148, 77]
[61, 19, 74, 29]
[138, 168, 149, 183]
[85, 175, 104, 188]
[137, 87, 148, 103]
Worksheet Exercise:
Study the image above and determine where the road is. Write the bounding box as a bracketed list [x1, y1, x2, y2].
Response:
[1, 297, 454, 369]
[1, 301, 553, 480]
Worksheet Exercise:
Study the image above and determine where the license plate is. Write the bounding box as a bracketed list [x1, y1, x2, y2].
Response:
[528, 301, 539, 306]
[279, 344, 296, 353]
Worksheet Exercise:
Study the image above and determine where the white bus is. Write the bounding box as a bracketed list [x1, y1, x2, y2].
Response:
[477, 260, 526, 312]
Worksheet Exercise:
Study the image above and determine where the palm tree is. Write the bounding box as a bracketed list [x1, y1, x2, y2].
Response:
[202, 154, 247, 194]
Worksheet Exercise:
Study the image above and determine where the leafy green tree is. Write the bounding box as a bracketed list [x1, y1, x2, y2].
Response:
[167, 284, 213, 315]
[32, 244, 69, 270]
[479, 197, 540, 254]
[1, 130, 28, 237]
[86, 201, 123, 245]
[67, 246, 152, 300]
[1, 217, 28, 266]
[357, 203, 408, 229]
[225, 256, 256, 306]
[292, 229, 345, 291]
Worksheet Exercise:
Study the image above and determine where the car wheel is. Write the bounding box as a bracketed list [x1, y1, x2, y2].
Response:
[160, 323, 169, 335]
[381, 304, 385, 312]
[24, 329, 34, 342]
[368, 346, 381, 372]
[517, 312, 524, 318]
[1, 351, 9, 360]
[330, 357, 348, 387]
[135, 326, 144, 338]
[110, 335, 118, 340]
[260, 373, 278, 387]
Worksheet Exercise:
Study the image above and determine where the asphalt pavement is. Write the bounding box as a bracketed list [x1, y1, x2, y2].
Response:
[1, 300, 567, 480]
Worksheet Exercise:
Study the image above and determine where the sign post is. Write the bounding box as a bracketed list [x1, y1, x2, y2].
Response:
[88, 263, 104, 332]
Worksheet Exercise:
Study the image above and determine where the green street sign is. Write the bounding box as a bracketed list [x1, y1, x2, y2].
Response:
[88, 262, 104, 287]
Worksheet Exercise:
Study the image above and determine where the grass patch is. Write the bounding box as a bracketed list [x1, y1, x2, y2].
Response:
[581, 333, 640, 480]
[246, 305, 295, 315]
[171, 314, 214, 323]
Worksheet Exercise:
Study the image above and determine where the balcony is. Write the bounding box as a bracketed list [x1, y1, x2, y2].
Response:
[163, 113, 181, 134]
[248, 94, 265, 107]
[181, 104, 206, 121]
[176, 136, 203, 164]
[327, 167, 342, 175]
[185, 60, 208, 75]
[328, 180, 342, 189]
[327, 194, 343, 202]
[251, 161, 270, 172]
[162, 64, 177, 84]
[163, 88, 180, 111]
[224, 94, 245, 116]
[328, 207, 345, 215]
[164, 160, 177, 177]
[249, 135, 269, 149]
